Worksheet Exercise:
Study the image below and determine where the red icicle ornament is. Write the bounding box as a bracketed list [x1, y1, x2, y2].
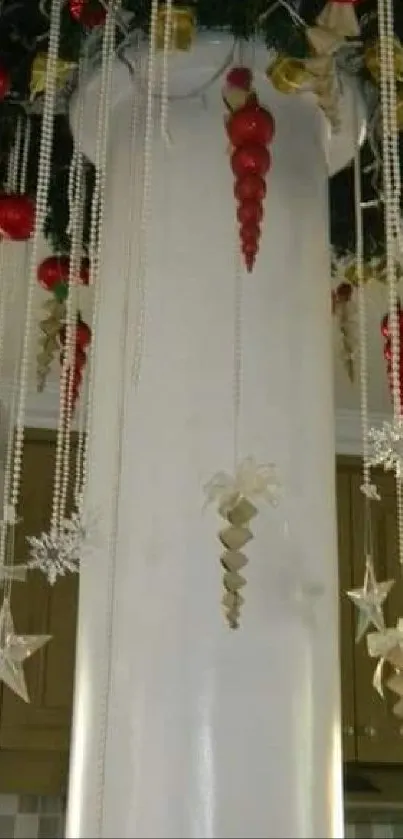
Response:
[224, 68, 275, 273]
[381, 304, 403, 405]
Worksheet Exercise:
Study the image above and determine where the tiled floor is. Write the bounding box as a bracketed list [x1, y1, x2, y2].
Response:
[0, 795, 65, 839]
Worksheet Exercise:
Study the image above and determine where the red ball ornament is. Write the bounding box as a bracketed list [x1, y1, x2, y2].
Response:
[226, 67, 253, 91]
[69, 0, 106, 28]
[234, 174, 266, 203]
[237, 200, 263, 226]
[231, 143, 271, 178]
[227, 100, 275, 149]
[0, 64, 10, 101]
[38, 256, 70, 290]
[0, 194, 35, 241]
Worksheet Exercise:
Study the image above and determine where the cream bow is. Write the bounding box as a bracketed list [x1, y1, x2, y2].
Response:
[316, 1, 361, 39]
[367, 619, 403, 697]
[204, 456, 282, 515]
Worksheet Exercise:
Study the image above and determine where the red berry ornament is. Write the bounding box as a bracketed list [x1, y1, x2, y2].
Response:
[0, 64, 10, 100]
[0, 195, 35, 240]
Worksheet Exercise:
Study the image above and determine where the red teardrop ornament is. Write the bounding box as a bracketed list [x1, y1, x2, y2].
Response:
[227, 101, 275, 148]
[237, 200, 263, 226]
[234, 174, 266, 203]
[0, 64, 10, 100]
[231, 143, 271, 178]
[0, 195, 35, 240]
[76, 318, 91, 350]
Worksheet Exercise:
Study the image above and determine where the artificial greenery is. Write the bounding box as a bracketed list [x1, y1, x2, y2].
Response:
[0, 0, 402, 261]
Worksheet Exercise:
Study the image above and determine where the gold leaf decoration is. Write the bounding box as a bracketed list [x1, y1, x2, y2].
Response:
[218, 497, 257, 629]
[36, 299, 66, 392]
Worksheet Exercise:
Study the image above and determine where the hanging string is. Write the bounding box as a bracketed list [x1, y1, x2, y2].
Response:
[58, 51, 87, 527]
[233, 249, 242, 471]
[131, 0, 158, 387]
[377, 0, 403, 567]
[11, 0, 62, 530]
[79, 8, 117, 518]
[0, 116, 30, 586]
[160, 0, 173, 146]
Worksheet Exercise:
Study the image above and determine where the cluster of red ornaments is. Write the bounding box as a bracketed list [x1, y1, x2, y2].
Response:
[381, 305, 403, 404]
[224, 67, 275, 272]
[38, 256, 91, 412]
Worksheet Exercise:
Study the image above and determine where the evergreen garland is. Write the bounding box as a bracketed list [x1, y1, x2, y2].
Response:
[0, 0, 402, 262]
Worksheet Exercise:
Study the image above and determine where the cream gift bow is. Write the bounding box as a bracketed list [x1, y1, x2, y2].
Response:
[204, 456, 282, 515]
[367, 619, 403, 697]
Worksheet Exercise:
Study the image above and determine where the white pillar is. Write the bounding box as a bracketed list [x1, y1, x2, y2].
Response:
[66, 35, 349, 839]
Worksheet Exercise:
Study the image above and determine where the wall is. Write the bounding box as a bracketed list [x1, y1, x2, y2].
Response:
[346, 819, 403, 838]
[0, 794, 64, 838]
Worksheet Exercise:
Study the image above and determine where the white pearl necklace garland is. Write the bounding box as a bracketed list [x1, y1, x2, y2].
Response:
[11, 0, 62, 526]
[368, 0, 403, 571]
[81, 5, 117, 508]
[0, 117, 31, 586]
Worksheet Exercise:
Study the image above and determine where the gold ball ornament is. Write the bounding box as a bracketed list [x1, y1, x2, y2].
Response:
[155, 4, 196, 52]
[266, 55, 308, 94]
[364, 38, 403, 83]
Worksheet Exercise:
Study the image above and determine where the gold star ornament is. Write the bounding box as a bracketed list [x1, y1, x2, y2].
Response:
[0, 598, 51, 702]
[347, 561, 394, 643]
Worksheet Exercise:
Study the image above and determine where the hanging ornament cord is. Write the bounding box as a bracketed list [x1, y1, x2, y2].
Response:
[91, 3, 158, 835]
[378, 0, 403, 569]
[80, 7, 117, 516]
[11, 0, 62, 534]
[58, 48, 88, 531]
[160, 0, 173, 146]
[353, 83, 391, 632]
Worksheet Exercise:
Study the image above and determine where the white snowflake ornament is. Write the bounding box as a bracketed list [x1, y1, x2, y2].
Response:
[368, 419, 403, 479]
[27, 526, 80, 586]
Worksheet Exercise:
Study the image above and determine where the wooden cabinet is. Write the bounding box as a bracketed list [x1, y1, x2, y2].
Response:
[338, 457, 403, 764]
[0, 429, 78, 793]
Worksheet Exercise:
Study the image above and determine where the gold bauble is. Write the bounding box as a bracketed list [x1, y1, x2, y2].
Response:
[344, 262, 374, 286]
[155, 5, 195, 52]
[364, 38, 403, 82]
[30, 53, 76, 99]
[266, 55, 307, 94]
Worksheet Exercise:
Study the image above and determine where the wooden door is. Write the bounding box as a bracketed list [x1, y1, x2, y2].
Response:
[0, 430, 78, 792]
[350, 467, 403, 763]
[336, 463, 357, 761]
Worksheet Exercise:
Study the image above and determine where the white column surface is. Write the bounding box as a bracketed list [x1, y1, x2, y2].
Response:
[66, 34, 349, 839]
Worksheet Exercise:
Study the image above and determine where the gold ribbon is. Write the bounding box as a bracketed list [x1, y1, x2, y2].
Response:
[367, 620, 403, 697]
[155, 5, 195, 52]
[316, 1, 360, 38]
[268, 53, 339, 128]
[30, 53, 77, 100]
